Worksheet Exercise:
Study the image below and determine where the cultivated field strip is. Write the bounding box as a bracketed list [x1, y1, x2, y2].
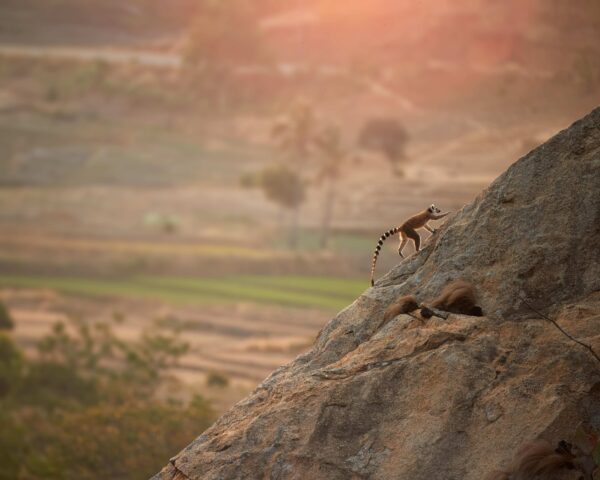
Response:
[177, 351, 293, 383]
[0, 274, 365, 311]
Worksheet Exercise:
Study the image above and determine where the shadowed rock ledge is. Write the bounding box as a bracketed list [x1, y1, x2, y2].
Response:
[152, 107, 600, 480]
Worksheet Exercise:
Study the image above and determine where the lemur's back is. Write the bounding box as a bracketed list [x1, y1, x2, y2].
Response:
[401, 210, 428, 230]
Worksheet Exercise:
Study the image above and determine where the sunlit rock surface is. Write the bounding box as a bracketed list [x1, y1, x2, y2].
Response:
[152, 107, 600, 480]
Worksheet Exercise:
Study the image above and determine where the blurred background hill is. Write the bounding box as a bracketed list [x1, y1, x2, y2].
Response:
[0, 1, 598, 477]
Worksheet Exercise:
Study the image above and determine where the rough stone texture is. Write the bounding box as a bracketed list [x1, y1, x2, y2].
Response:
[373, 106, 600, 320]
[152, 107, 600, 480]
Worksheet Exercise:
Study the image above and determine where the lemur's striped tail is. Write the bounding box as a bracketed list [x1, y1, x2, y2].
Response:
[370, 226, 401, 286]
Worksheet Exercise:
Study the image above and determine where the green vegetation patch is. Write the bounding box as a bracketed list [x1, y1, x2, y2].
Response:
[270, 230, 376, 253]
[0, 274, 366, 311]
[0, 314, 213, 480]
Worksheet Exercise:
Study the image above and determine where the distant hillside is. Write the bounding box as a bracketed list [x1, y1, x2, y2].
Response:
[2, 0, 599, 68]
[0, 0, 198, 45]
[2, 0, 597, 111]
[262, 0, 600, 67]
[261, 0, 600, 106]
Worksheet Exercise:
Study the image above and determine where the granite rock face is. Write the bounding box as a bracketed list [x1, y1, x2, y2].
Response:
[152, 107, 600, 480]
[373, 105, 600, 319]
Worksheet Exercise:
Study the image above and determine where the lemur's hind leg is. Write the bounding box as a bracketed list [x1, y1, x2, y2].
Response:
[405, 228, 421, 252]
[398, 232, 408, 257]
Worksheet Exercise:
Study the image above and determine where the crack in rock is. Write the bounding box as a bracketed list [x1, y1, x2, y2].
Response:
[313, 331, 467, 380]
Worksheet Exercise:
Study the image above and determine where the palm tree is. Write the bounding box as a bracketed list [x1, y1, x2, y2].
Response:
[313, 124, 349, 249]
[269, 102, 317, 249]
[271, 101, 317, 165]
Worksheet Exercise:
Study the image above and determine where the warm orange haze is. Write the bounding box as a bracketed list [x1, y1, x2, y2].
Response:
[0, 1, 598, 478]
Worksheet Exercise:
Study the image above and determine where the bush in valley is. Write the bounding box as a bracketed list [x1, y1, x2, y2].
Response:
[144, 212, 180, 235]
[0, 317, 214, 480]
[40, 59, 109, 102]
[206, 370, 230, 388]
[258, 164, 306, 211]
[0, 301, 14, 330]
[0, 334, 23, 398]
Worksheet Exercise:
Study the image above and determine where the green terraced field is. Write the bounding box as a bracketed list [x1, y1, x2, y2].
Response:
[0, 274, 367, 311]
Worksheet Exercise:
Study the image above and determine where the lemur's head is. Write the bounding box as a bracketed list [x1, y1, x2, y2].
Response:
[427, 204, 441, 214]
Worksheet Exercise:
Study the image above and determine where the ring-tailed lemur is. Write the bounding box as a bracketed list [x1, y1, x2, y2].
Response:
[370, 204, 448, 286]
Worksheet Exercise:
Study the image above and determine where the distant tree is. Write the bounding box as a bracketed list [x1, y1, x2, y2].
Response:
[258, 164, 306, 248]
[0, 334, 22, 398]
[206, 370, 229, 388]
[313, 124, 350, 249]
[0, 335, 25, 479]
[183, 0, 264, 108]
[0, 302, 14, 331]
[259, 165, 305, 210]
[271, 102, 317, 166]
[266, 101, 319, 248]
[358, 118, 409, 176]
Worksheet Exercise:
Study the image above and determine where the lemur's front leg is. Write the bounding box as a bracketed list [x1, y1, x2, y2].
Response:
[431, 212, 449, 221]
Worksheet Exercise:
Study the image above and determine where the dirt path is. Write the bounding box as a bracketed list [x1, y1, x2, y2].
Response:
[0, 44, 181, 67]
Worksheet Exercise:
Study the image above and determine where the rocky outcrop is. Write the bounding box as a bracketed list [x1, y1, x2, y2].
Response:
[152, 107, 600, 480]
